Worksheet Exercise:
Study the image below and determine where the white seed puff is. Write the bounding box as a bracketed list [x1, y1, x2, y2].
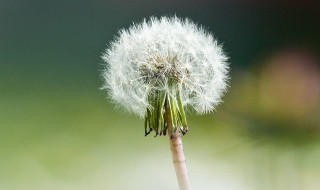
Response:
[102, 16, 229, 118]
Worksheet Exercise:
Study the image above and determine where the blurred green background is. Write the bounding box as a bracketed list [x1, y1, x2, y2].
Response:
[1, 0, 320, 189]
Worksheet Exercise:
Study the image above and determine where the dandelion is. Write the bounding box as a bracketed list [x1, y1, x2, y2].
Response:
[101, 16, 229, 190]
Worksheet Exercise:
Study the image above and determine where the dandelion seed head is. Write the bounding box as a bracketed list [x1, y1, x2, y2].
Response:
[102, 16, 229, 118]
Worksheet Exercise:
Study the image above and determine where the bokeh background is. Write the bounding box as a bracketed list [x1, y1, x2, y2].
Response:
[1, 0, 320, 189]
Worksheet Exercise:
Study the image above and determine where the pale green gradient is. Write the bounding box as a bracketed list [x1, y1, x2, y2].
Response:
[1, 0, 320, 189]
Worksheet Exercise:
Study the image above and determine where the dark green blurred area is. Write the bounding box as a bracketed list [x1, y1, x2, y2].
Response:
[1, 0, 320, 189]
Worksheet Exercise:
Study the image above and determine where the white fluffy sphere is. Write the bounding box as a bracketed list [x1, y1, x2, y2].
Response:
[102, 16, 229, 117]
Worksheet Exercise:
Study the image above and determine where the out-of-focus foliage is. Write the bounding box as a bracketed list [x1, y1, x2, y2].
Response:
[223, 48, 320, 143]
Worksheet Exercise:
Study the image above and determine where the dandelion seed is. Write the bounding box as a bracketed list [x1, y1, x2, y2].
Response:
[102, 16, 229, 136]
[101, 16, 229, 190]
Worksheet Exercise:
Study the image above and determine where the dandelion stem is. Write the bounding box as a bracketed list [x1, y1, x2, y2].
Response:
[166, 100, 192, 190]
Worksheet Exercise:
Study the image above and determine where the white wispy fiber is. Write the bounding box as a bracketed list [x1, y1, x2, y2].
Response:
[102, 16, 229, 118]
